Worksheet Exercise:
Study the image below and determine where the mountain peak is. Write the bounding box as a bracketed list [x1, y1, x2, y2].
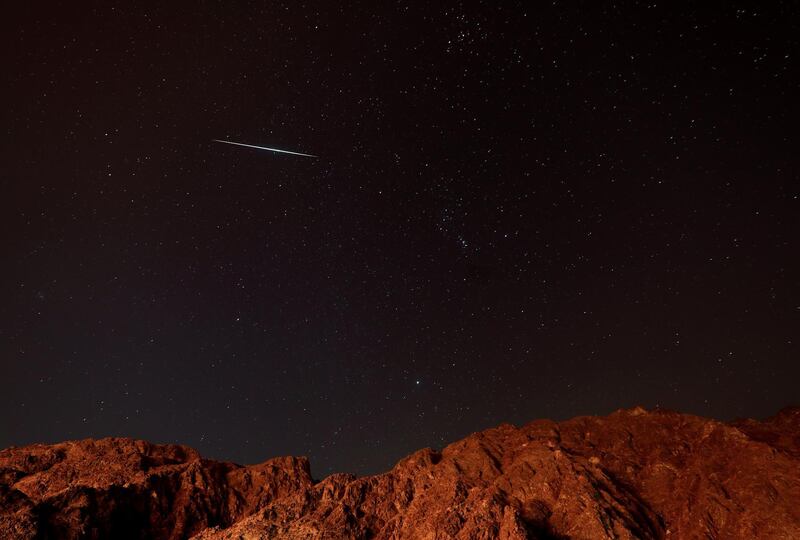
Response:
[2, 407, 799, 539]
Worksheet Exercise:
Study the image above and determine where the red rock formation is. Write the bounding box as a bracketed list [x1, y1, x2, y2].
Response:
[2, 407, 799, 539]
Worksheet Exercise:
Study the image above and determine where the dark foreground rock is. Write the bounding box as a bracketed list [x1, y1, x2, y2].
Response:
[2, 407, 799, 539]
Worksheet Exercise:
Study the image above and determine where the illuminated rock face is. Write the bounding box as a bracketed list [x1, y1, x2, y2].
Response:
[2, 407, 799, 539]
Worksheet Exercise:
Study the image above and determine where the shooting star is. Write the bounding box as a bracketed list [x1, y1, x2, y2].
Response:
[213, 139, 317, 158]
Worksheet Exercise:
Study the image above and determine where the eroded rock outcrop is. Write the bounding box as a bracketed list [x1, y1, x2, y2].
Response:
[2, 407, 799, 539]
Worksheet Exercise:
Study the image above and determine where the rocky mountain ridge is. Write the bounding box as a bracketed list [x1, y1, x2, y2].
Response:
[2, 407, 799, 539]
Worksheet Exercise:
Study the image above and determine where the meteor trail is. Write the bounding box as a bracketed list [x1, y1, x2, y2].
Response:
[212, 139, 317, 158]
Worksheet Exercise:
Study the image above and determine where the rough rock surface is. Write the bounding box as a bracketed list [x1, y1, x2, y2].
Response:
[1, 407, 799, 539]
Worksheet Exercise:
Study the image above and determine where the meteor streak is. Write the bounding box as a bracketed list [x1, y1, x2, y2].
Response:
[212, 139, 317, 158]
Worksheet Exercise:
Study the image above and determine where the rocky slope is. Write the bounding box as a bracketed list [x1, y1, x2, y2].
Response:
[1, 407, 799, 539]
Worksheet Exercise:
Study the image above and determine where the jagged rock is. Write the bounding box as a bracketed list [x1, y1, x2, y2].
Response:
[2, 407, 799, 539]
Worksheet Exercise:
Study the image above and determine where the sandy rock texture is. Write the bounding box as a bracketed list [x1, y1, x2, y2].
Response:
[2, 407, 798, 539]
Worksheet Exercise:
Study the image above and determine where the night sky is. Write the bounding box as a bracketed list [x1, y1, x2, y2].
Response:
[2, 2, 798, 477]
